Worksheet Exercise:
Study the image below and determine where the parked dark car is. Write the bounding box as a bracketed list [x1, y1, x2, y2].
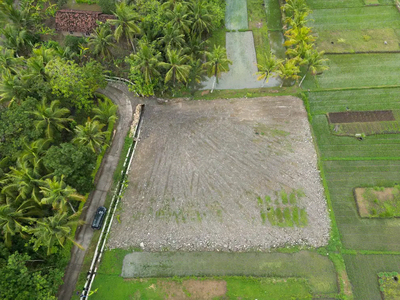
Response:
[91, 206, 107, 229]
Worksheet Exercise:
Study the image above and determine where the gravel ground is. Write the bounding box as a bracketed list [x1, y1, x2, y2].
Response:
[201, 32, 281, 90]
[107, 97, 330, 251]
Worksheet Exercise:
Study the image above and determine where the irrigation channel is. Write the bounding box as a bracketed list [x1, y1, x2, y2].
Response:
[80, 104, 145, 299]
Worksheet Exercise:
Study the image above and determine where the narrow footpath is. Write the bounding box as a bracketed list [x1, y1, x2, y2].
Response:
[57, 83, 137, 300]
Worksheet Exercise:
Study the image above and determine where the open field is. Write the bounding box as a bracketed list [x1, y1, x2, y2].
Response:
[107, 97, 329, 251]
[88, 249, 337, 299]
[316, 28, 400, 53]
[306, 0, 364, 9]
[355, 186, 400, 218]
[344, 254, 400, 300]
[309, 6, 400, 32]
[302, 54, 400, 89]
[225, 0, 248, 30]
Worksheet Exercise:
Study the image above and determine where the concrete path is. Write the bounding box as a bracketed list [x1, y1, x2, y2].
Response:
[57, 83, 137, 300]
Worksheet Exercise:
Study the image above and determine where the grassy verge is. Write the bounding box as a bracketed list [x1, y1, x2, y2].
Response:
[63, 0, 101, 11]
[192, 85, 298, 100]
[89, 276, 312, 300]
[72, 134, 134, 295]
[208, 26, 226, 49]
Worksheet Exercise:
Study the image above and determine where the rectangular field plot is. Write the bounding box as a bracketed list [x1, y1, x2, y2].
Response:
[107, 98, 330, 252]
[306, 0, 364, 9]
[265, 0, 282, 30]
[302, 54, 400, 89]
[316, 29, 400, 53]
[312, 115, 400, 159]
[309, 6, 400, 32]
[306, 89, 400, 115]
[343, 254, 400, 300]
[324, 160, 400, 251]
[225, 0, 248, 29]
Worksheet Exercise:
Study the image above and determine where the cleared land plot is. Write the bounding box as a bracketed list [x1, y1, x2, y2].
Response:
[355, 187, 400, 218]
[202, 31, 281, 89]
[302, 54, 400, 89]
[118, 251, 337, 295]
[107, 97, 329, 252]
[344, 254, 400, 300]
[226, 0, 248, 30]
[306, 88, 400, 115]
[309, 6, 400, 32]
[317, 29, 400, 53]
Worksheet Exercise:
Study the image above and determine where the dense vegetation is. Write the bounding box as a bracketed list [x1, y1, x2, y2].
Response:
[0, 0, 228, 298]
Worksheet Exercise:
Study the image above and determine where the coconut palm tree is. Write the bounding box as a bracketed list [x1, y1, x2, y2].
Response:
[284, 26, 316, 52]
[126, 40, 162, 84]
[282, 0, 310, 18]
[20, 138, 52, 174]
[1, 159, 45, 204]
[108, 1, 141, 52]
[299, 49, 328, 86]
[166, 2, 192, 34]
[189, 0, 213, 35]
[256, 53, 282, 87]
[277, 59, 301, 87]
[73, 119, 107, 153]
[1, 24, 33, 56]
[93, 98, 118, 125]
[88, 23, 115, 59]
[158, 23, 186, 51]
[39, 176, 85, 213]
[159, 48, 192, 86]
[30, 99, 72, 139]
[203, 45, 232, 88]
[0, 70, 24, 104]
[0, 203, 36, 247]
[28, 211, 84, 255]
[0, 47, 23, 75]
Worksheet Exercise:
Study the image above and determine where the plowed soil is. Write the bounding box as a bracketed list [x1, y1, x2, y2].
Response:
[107, 97, 330, 251]
[328, 110, 394, 123]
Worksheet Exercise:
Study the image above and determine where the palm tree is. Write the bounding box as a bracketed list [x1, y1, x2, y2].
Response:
[1, 24, 33, 56]
[92, 97, 118, 125]
[73, 119, 107, 153]
[256, 53, 282, 87]
[284, 26, 316, 52]
[158, 23, 186, 51]
[277, 59, 301, 87]
[108, 1, 141, 52]
[185, 34, 207, 60]
[26, 46, 57, 81]
[30, 99, 72, 139]
[1, 159, 45, 204]
[20, 138, 52, 173]
[299, 49, 328, 86]
[159, 48, 192, 86]
[39, 176, 85, 213]
[282, 0, 310, 19]
[28, 211, 84, 255]
[203, 45, 232, 89]
[0, 47, 23, 75]
[166, 2, 192, 34]
[0, 203, 36, 247]
[88, 23, 115, 59]
[189, 0, 213, 35]
[127, 40, 162, 84]
[0, 69, 24, 104]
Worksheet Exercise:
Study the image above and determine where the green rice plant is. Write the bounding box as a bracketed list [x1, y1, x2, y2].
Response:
[292, 207, 300, 226]
[260, 211, 267, 224]
[283, 208, 294, 227]
[257, 196, 263, 206]
[267, 209, 277, 226]
[289, 193, 297, 205]
[299, 209, 308, 227]
[265, 195, 272, 204]
[275, 208, 284, 225]
[280, 190, 288, 204]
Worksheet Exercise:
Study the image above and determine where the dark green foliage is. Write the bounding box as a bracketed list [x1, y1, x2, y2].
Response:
[64, 35, 86, 55]
[0, 252, 63, 300]
[0, 98, 41, 159]
[98, 0, 116, 14]
[43, 143, 96, 194]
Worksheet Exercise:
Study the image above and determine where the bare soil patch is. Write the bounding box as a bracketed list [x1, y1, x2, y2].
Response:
[160, 280, 226, 300]
[354, 187, 400, 218]
[328, 110, 394, 124]
[108, 97, 330, 251]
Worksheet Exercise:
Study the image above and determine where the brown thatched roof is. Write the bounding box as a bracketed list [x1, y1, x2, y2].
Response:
[55, 9, 115, 33]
